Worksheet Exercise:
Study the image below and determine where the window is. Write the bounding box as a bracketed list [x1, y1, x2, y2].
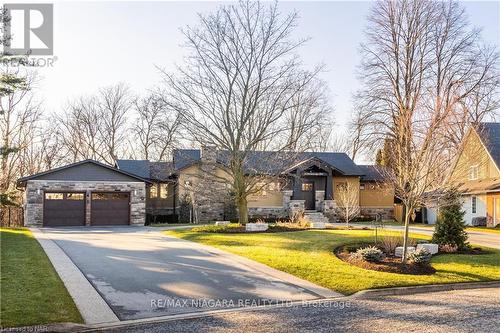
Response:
[45, 193, 63, 200]
[469, 165, 479, 180]
[150, 184, 158, 198]
[472, 196, 477, 214]
[302, 183, 313, 192]
[360, 183, 365, 190]
[160, 184, 169, 199]
[67, 193, 84, 200]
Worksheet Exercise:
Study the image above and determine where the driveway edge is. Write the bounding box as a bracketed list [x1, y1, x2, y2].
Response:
[30, 228, 120, 325]
[349, 280, 500, 299]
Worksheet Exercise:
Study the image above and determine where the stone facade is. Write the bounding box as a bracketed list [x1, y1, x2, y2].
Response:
[24, 180, 146, 226]
[322, 199, 337, 221]
[360, 207, 394, 220]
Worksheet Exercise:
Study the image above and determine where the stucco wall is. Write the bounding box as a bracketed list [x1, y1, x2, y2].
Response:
[24, 180, 146, 226]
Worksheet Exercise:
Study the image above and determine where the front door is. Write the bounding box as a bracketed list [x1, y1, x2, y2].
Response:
[302, 181, 315, 210]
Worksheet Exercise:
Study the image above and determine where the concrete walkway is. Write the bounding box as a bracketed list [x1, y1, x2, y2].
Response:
[37, 226, 339, 321]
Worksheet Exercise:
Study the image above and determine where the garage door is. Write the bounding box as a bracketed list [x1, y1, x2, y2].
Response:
[44, 192, 86, 226]
[91, 192, 130, 225]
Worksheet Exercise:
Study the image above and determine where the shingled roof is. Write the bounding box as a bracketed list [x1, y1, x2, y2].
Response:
[358, 165, 386, 181]
[172, 149, 363, 175]
[116, 160, 175, 181]
[476, 122, 500, 171]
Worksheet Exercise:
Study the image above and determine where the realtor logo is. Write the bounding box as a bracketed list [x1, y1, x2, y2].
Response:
[3, 3, 53, 56]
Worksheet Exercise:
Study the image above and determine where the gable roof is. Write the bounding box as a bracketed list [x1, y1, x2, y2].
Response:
[116, 159, 175, 182]
[475, 122, 500, 172]
[17, 159, 151, 186]
[172, 149, 362, 175]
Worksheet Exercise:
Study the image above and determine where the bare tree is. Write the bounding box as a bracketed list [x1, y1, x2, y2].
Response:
[58, 83, 132, 164]
[356, 0, 499, 262]
[0, 72, 42, 202]
[132, 92, 181, 160]
[163, 1, 330, 223]
[335, 181, 360, 228]
[97, 83, 132, 163]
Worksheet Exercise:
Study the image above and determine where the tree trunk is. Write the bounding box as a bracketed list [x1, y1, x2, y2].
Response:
[237, 196, 249, 224]
[401, 206, 411, 263]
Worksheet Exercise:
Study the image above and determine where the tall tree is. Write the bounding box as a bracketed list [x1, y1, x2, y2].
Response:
[163, 0, 331, 223]
[132, 92, 181, 160]
[58, 83, 132, 164]
[356, 0, 499, 262]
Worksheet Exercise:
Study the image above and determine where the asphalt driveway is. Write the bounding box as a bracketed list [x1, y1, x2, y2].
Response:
[41, 227, 323, 320]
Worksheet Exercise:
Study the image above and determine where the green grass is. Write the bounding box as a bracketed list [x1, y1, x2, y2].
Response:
[0, 228, 82, 328]
[466, 226, 500, 234]
[167, 228, 500, 295]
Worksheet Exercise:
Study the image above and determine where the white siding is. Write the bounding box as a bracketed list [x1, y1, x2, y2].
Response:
[462, 194, 487, 226]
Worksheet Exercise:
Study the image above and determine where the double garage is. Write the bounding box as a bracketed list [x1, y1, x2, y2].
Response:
[17, 160, 148, 227]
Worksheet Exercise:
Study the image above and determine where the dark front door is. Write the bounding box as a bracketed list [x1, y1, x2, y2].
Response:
[91, 192, 130, 226]
[302, 181, 315, 210]
[43, 192, 86, 227]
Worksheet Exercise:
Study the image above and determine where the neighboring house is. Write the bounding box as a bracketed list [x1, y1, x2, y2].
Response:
[428, 123, 500, 227]
[17, 148, 395, 227]
[17, 160, 149, 227]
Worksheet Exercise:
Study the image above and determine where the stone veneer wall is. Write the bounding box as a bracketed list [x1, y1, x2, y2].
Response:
[24, 180, 146, 226]
[360, 207, 394, 220]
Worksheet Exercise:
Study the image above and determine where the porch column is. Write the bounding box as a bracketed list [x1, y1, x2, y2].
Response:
[326, 172, 333, 199]
[292, 175, 303, 200]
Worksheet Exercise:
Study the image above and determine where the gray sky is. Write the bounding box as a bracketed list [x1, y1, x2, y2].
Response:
[38, 1, 500, 134]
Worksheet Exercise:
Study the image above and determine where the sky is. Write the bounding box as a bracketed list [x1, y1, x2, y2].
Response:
[35, 0, 500, 140]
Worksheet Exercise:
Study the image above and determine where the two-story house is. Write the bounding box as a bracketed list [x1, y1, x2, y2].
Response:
[433, 122, 500, 227]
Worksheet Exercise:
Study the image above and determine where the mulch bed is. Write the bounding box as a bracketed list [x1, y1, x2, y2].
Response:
[335, 246, 436, 275]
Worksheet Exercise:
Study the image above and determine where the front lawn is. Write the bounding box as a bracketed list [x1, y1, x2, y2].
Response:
[0, 228, 82, 328]
[167, 229, 500, 295]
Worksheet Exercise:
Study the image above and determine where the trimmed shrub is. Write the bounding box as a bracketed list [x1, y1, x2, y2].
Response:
[432, 190, 469, 251]
[351, 246, 384, 263]
[179, 194, 193, 223]
[408, 248, 432, 265]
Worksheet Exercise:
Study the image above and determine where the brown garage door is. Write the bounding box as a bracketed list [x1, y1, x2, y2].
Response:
[43, 192, 86, 227]
[91, 192, 130, 225]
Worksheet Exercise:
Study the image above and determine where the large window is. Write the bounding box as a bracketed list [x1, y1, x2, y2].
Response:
[471, 196, 477, 214]
[160, 184, 169, 199]
[150, 184, 158, 198]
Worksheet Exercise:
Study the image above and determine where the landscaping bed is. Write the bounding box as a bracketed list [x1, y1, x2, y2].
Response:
[0, 228, 82, 328]
[335, 244, 436, 275]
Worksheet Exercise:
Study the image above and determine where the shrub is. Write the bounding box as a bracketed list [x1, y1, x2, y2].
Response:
[351, 246, 384, 263]
[432, 190, 469, 251]
[223, 191, 238, 222]
[439, 244, 458, 253]
[408, 248, 432, 265]
[179, 194, 193, 223]
[379, 236, 418, 254]
[379, 235, 400, 254]
[471, 216, 487, 227]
